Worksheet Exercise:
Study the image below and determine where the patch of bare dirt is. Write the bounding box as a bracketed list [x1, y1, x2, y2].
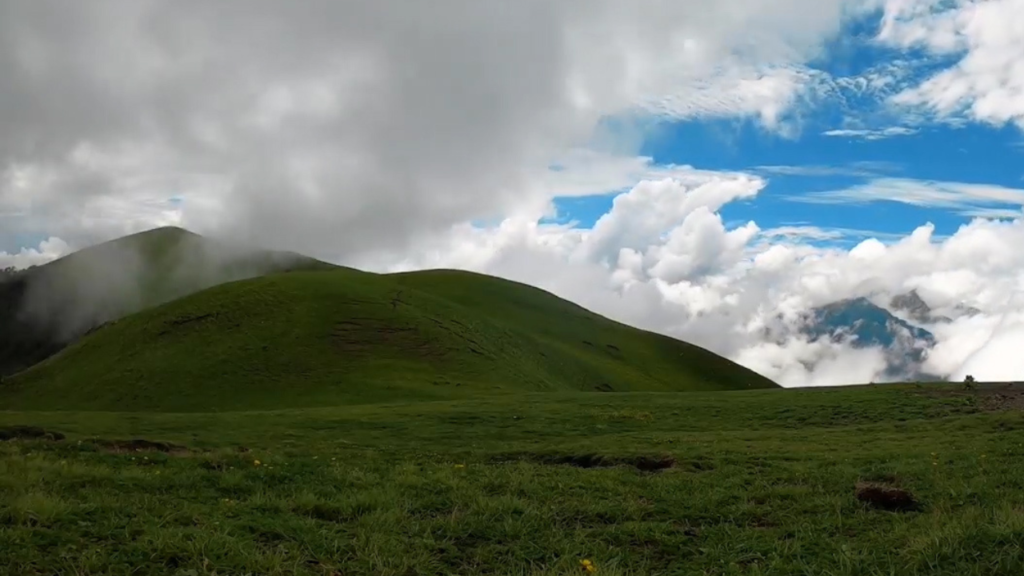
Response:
[0, 425, 65, 441]
[921, 381, 1024, 412]
[855, 481, 919, 512]
[493, 452, 677, 472]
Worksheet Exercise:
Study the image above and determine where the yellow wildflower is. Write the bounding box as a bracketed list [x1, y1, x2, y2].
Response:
[580, 559, 596, 573]
[254, 459, 262, 466]
[455, 464, 466, 469]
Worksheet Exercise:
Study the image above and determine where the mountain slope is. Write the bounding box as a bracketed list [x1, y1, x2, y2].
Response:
[804, 297, 937, 380]
[889, 289, 981, 324]
[1, 268, 777, 412]
[0, 227, 335, 378]
[890, 290, 940, 324]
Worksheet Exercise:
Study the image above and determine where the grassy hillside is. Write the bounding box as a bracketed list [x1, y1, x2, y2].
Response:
[0, 227, 334, 378]
[1, 267, 775, 412]
[2, 383, 1023, 574]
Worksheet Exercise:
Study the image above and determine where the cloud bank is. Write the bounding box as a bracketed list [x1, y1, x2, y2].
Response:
[0, 0, 868, 258]
[359, 173, 1024, 387]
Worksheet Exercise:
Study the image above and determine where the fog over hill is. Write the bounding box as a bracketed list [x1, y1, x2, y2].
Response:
[0, 227, 332, 377]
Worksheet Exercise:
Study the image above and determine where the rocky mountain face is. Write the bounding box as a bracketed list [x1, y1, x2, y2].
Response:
[890, 290, 943, 323]
[889, 289, 981, 324]
[802, 296, 939, 381]
[799, 289, 982, 382]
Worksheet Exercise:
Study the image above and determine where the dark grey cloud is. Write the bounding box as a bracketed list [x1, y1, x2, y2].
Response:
[0, 0, 863, 260]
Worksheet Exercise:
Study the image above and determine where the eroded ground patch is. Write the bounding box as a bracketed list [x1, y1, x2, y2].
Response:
[0, 425, 65, 441]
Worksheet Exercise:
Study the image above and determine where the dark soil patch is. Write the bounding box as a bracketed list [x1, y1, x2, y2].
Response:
[0, 425, 65, 441]
[922, 382, 1024, 412]
[979, 391, 1024, 412]
[91, 438, 189, 455]
[494, 452, 676, 472]
[855, 481, 919, 512]
[168, 312, 217, 327]
[158, 313, 218, 336]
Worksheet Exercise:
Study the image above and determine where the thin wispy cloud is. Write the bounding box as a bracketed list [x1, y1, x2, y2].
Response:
[760, 225, 844, 240]
[759, 225, 926, 244]
[822, 127, 918, 140]
[958, 207, 1024, 220]
[753, 161, 901, 178]
[789, 179, 1024, 216]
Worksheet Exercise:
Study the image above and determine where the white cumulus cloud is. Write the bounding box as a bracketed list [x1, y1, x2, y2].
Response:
[357, 173, 1024, 387]
[0, 237, 70, 270]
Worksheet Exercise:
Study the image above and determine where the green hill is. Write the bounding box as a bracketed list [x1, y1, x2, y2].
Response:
[0, 227, 334, 378]
[1, 265, 776, 411]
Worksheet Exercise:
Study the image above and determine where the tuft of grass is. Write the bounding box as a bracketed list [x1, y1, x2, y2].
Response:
[3, 491, 72, 526]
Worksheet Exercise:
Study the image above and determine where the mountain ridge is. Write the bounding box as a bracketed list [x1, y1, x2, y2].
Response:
[802, 291, 971, 382]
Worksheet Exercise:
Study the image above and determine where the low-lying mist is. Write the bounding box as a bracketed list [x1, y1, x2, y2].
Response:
[0, 227, 323, 377]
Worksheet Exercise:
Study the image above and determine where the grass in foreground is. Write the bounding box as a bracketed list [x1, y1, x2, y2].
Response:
[3, 384, 1024, 575]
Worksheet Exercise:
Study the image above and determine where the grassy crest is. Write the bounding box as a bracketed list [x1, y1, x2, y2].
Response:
[2, 267, 775, 411]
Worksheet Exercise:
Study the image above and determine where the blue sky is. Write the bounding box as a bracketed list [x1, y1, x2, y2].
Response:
[552, 120, 1023, 240]
[549, 10, 1024, 246]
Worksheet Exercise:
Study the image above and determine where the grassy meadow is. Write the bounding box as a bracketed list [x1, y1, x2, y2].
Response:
[4, 384, 1024, 575]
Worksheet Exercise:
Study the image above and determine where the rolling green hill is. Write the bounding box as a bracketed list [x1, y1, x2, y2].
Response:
[1, 265, 776, 412]
[0, 227, 335, 378]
